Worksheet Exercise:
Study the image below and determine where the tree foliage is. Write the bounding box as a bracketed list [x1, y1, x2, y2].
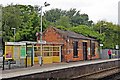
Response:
[69, 25, 100, 39]
[44, 8, 93, 27]
[2, 4, 120, 49]
[2, 4, 40, 42]
[2, 5, 22, 41]
[93, 21, 120, 49]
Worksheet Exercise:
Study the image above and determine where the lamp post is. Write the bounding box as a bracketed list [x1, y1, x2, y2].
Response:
[11, 28, 16, 42]
[99, 23, 107, 59]
[40, 2, 50, 39]
[38, 2, 50, 65]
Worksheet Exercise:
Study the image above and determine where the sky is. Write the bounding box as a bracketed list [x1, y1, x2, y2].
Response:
[0, 0, 119, 24]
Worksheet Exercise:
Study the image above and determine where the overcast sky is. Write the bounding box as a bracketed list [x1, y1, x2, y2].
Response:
[0, 0, 119, 24]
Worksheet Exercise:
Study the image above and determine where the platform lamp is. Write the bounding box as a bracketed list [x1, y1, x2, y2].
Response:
[38, 2, 50, 65]
[11, 28, 16, 42]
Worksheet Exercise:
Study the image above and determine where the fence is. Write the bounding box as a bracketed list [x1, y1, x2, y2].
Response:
[100, 49, 120, 59]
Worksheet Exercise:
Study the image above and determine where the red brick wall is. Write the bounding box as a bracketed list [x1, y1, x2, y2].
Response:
[42, 27, 99, 62]
[64, 39, 99, 62]
[91, 41, 99, 59]
[65, 39, 84, 62]
[42, 27, 67, 61]
[42, 27, 65, 43]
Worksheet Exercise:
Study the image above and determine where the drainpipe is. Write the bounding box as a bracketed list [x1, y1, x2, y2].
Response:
[90, 40, 92, 60]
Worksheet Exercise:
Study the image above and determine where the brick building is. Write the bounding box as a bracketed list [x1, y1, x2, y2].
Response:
[42, 27, 99, 62]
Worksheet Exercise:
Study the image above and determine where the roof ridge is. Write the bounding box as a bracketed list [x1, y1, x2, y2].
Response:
[51, 27, 96, 40]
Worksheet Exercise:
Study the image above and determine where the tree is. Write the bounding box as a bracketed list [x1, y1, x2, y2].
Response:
[17, 5, 40, 41]
[56, 26, 67, 31]
[0, 5, 2, 31]
[2, 4, 22, 42]
[69, 25, 100, 39]
[2, 5, 119, 49]
[56, 16, 71, 28]
[2, 4, 40, 42]
[44, 8, 65, 23]
[93, 21, 120, 49]
[43, 8, 93, 27]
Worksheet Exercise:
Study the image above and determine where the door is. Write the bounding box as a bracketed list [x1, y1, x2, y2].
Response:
[52, 46, 61, 62]
[27, 46, 33, 66]
[83, 42, 87, 60]
[34, 46, 40, 64]
[42, 46, 53, 64]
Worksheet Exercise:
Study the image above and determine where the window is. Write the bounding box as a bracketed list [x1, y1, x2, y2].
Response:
[53, 52, 59, 56]
[27, 47, 32, 57]
[34, 46, 40, 57]
[44, 52, 52, 56]
[73, 41, 78, 57]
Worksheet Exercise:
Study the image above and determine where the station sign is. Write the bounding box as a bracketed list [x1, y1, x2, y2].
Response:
[5, 42, 26, 46]
[38, 40, 46, 44]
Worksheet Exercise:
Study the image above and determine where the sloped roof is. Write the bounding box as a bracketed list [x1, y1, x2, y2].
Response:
[20, 41, 64, 45]
[52, 27, 96, 41]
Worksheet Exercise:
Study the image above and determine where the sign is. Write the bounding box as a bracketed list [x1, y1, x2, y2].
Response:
[38, 41, 46, 44]
[20, 46, 26, 58]
[100, 44, 103, 47]
[116, 45, 119, 49]
[5, 46, 13, 59]
[87, 47, 90, 55]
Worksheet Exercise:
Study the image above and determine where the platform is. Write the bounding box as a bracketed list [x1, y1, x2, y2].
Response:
[2, 58, 120, 79]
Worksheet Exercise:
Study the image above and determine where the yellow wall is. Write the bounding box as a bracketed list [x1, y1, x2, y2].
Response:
[43, 57, 52, 64]
[52, 56, 60, 62]
[34, 46, 61, 64]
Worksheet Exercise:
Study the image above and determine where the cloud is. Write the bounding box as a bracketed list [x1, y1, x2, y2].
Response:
[0, 0, 119, 24]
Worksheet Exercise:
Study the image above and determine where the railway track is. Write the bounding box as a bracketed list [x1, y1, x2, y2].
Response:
[71, 67, 120, 80]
